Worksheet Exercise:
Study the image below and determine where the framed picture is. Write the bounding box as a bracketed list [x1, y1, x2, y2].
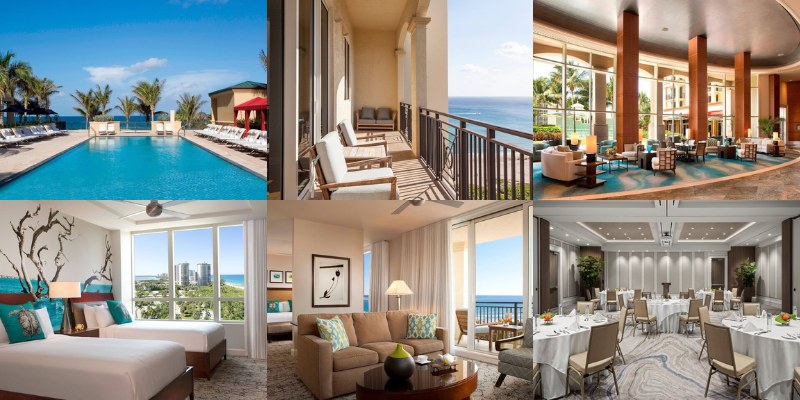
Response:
[312, 254, 350, 307]
[269, 270, 284, 283]
[285, 271, 293, 283]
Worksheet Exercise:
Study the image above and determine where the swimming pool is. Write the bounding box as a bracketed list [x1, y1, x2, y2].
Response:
[0, 136, 267, 199]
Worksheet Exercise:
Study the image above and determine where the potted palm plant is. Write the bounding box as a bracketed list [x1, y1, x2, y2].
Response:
[577, 256, 604, 300]
[735, 258, 757, 302]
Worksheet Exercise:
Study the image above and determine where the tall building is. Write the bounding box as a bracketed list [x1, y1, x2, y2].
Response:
[174, 262, 190, 286]
[197, 262, 211, 286]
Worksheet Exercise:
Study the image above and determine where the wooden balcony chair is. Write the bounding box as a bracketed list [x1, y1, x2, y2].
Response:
[455, 309, 489, 345]
[312, 132, 398, 200]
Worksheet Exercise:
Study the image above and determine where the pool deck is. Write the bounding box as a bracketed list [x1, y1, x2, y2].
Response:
[0, 130, 267, 185]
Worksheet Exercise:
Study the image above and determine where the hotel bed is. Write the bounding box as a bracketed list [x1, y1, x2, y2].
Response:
[0, 294, 193, 400]
[267, 288, 293, 342]
[72, 293, 226, 379]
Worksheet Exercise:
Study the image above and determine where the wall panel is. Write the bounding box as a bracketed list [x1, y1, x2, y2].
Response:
[630, 252, 643, 290]
[643, 252, 655, 292]
[693, 253, 705, 290]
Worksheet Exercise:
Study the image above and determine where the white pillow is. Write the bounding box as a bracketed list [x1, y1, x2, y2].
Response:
[34, 308, 55, 339]
[0, 317, 8, 343]
[95, 307, 116, 328]
[84, 305, 99, 330]
[279, 301, 291, 312]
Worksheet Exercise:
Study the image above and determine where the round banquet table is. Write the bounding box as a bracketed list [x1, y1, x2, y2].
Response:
[599, 290, 634, 310]
[644, 299, 689, 333]
[530, 315, 611, 399]
[696, 290, 732, 310]
[720, 317, 800, 399]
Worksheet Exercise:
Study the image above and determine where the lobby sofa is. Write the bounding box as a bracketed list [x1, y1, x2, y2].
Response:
[541, 146, 585, 183]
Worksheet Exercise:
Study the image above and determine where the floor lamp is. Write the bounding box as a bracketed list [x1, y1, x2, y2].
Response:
[385, 280, 413, 310]
[49, 281, 82, 333]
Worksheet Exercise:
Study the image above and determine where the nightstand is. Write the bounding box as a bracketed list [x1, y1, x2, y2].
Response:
[58, 329, 99, 337]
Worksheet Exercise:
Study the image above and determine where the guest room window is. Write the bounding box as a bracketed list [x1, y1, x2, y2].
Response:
[132, 224, 245, 322]
[363, 251, 371, 312]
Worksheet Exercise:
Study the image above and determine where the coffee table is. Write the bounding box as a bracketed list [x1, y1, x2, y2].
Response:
[488, 324, 524, 352]
[598, 153, 629, 172]
[356, 359, 479, 400]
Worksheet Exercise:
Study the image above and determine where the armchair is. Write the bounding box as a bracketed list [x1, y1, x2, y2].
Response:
[540, 147, 585, 183]
[737, 143, 757, 162]
[313, 132, 398, 200]
[652, 148, 677, 175]
[495, 318, 540, 394]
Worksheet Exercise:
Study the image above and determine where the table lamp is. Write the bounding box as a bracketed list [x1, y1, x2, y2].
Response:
[585, 135, 597, 163]
[49, 281, 81, 333]
[686, 128, 691, 140]
[773, 132, 780, 141]
[748, 128, 753, 138]
[385, 280, 413, 310]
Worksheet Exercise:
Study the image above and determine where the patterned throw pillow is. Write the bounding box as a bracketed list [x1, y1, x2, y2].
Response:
[106, 300, 133, 324]
[406, 313, 438, 339]
[316, 316, 350, 352]
[267, 300, 281, 313]
[0, 302, 45, 343]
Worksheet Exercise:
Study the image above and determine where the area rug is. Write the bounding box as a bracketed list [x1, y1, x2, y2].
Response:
[194, 357, 268, 400]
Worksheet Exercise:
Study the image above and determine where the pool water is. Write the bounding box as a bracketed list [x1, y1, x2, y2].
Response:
[0, 137, 267, 199]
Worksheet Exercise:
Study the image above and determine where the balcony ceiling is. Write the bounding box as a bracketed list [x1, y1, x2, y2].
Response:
[534, 0, 800, 68]
[345, 0, 408, 32]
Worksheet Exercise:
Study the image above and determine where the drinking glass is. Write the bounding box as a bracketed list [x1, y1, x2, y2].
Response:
[756, 304, 761, 318]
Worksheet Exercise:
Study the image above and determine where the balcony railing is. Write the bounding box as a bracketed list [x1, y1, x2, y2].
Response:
[418, 107, 532, 200]
[399, 102, 412, 144]
[476, 301, 523, 325]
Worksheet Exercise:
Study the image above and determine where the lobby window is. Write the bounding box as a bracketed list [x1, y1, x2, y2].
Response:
[363, 252, 371, 312]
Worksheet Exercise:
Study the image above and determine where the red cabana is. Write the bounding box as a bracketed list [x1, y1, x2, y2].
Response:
[233, 97, 268, 136]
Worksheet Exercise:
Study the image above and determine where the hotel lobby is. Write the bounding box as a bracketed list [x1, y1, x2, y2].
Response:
[533, 0, 800, 200]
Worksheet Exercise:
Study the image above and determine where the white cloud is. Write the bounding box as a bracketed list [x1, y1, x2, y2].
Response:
[451, 64, 532, 97]
[159, 69, 248, 111]
[495, 41, 532, 61]
[169, 0, 229, 8]
[84, 58, 168, 85]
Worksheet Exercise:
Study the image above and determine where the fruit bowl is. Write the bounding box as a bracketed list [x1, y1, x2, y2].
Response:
[539, 313, 555, 325]
[774, 313, 795, 325]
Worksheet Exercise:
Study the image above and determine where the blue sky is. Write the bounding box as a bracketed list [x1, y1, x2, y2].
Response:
[449, 0, 532, 97]
[134, 225, 244, 277]
[0, 0, 265, 115]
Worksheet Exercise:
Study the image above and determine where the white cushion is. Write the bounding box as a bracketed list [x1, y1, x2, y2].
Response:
[95, 306, 116, 328]
[338, 119, 358, 146]
[279, 301, 291, 312]
[475, 325, 490, 334]
[34, 308, 55, 338]
[330, 168, 398, 200]
[0, 317, 8, 343]
[84, 305, 100, 330]
[317, 131, 348, 183]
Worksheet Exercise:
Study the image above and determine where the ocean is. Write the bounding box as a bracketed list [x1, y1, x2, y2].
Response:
[448, 96, 532, 149]
[19, 115, 152, 131]
[0, 276, 111, 294]
[134, 274, 244, 286]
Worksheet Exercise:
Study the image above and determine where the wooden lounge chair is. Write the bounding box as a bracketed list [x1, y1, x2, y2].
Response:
[455, 309, 489, 345]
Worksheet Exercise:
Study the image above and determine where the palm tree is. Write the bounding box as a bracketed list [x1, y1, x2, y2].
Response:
[94, 84, 113, 115]
[17, 74, 39, 124]
[71, 89, 97, 133]
[0, 51, 32, 125]
[115, 96, 137, 130]
[132, 78, 165, 125]
[259, 49, 268, 72]
[176, 93, 207, 129]
[34, 78, 60, 122]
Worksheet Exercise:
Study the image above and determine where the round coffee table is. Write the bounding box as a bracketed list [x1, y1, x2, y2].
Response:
[356, 359, 479, 400]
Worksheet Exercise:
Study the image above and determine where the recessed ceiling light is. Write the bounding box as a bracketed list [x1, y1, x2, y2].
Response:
[768, 233, 772, 236]
[618, 227, 622, 230]
[710, 227, 714, 230]
[691, 227, 695, 230]
[550, 226, 554, 230]
[599, 227, 603, 230]
[638, 227, 642, 230]
[723, 233, 727, 236]
[565, 234, 569, 237]
[729, 227, 734, 230]
[662, 27, 669, 31]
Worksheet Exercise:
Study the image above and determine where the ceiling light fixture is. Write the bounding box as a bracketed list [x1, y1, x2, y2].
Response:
[662, 27, 669, 31]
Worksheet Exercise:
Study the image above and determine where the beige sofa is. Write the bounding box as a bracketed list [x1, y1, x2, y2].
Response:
[540, 146, 585, 183]
[745, 137, 785, 154]
[296, 311, 449, 399]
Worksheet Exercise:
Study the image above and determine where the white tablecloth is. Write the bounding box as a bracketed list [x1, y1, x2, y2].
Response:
[720, 317, 800, 399]
[600, 290, 635, 310]
[696, 290, 732, 310]
[645, 299, 689, 333]
[530, 315, 610, 399]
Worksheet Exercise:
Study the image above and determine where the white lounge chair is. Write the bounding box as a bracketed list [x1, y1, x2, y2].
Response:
[156, 122, 165, 135]
[339, 119, 388, 148]
[106, 124, 116, 136]
[165, 123, 174, 135]
[312, 131, 398, 200]
[97, 123, 108, 136]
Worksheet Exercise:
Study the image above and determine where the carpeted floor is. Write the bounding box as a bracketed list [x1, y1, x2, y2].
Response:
[267, 308, 775, 399]
[194, 357, 268, 400]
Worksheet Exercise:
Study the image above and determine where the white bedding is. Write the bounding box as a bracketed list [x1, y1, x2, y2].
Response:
[100, 320, 225, 352]
[267, 312, 293, 324]
[0, 335, 185, 400]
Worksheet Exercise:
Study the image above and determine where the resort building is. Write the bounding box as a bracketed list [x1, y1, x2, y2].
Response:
[209, 81, 268, 125]
[534, 1, 800, 200]
[267, 200, 534, 399]
[268, 0, 532, 200]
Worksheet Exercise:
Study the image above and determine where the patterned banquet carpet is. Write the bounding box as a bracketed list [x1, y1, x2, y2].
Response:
[267, 309, 773, 399]
[194, 357, 268, 400]
[534, 149, 798, 200]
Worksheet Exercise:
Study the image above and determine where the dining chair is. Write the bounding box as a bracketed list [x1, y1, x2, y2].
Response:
[712, 290, 725, 312]
[703, 294, 711, 309]
[585, 289, 600, 311]
[619, 294, 634, 326]
[633, 299, 658, 339]
[616, 307, 627, 365]
[594, 287, 601, 301]
[577, 301, 594, 315]
[793, 367, 800, 398]
[703, 322, 760, 400]
[606, 290, 618, 312]
[742, 303, 759, 316]
[688, 288, 696, 299]
[680, 292, 689, 299]
[698, 306, 710, 360]
[565, 322, 620, 399]
[730, 288, 741, 310]
[680, 299, 702, 337]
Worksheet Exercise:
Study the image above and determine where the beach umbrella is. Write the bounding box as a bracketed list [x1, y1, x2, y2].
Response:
[29, 107, 48, 115]
[0, 103, 27, 114]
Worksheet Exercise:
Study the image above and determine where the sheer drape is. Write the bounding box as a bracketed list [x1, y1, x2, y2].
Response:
[244, 219, 267, 359]
[369, 240, 390, 312]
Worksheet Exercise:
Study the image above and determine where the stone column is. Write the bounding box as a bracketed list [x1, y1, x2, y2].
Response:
[735, 52, 752, 139]
[768, 74, 781, 134]
[615, 10, 639, 153]
[592, 71, 608, 141]
[409, 16, 431, 157]
[651, 78, 665, 141]
[689, 36, 708, 141]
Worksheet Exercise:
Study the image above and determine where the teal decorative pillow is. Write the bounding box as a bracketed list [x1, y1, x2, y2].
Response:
[406, 313, 437, 339]
[287, 300, 293, 312]
[106, 300, 133, 324]
[267, 300, 281, 313]
[0, 302, 45, 343]
[316, 316, 350, 352]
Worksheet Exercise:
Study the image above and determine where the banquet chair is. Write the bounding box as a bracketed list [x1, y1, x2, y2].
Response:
[606, 290, 618, 312]
[642, 291, 652, 299]
[577, 301, 594, 315]
[703, 323, 760, 400]
[594, 288, 601, 301]
[584, 289, 600, 311]
[619, 294, 634, 326]
[793, 367, 800, 398]
[698, 306, 710, 360]
[680, 299, 702, 337]
[712, 290, 725, 312]
[680, 292, 689, 299]
[688, 288, 696, 299]
[633, 300, 658, 339]
[703, 294, 711, 309]
[632, 289, 642, 307]
[616, 307, 627, 365]
[730, 288, 741, 310]
[565, 322, 620, 399]
[742, 303, 759, 316]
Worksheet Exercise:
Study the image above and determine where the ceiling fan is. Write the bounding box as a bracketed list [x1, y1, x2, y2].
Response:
[119, 200, 191, 219]
[391, 199, 465, 215]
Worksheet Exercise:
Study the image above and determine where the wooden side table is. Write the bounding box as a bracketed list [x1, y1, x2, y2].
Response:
[487, 324, 524, 352]
[58, 328, 99, 337]
[576, 161, 607, 188]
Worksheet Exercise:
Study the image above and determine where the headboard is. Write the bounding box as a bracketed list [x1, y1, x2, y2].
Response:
[72, 292, 114, 303]
[268, 288, 292, 301]
[0, 293, 36, 305]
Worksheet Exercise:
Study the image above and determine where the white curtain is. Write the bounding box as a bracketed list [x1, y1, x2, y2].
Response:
[399, 220, 452, 351]
[244, 219, 267, 359]
[369, 241, 390, 312]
